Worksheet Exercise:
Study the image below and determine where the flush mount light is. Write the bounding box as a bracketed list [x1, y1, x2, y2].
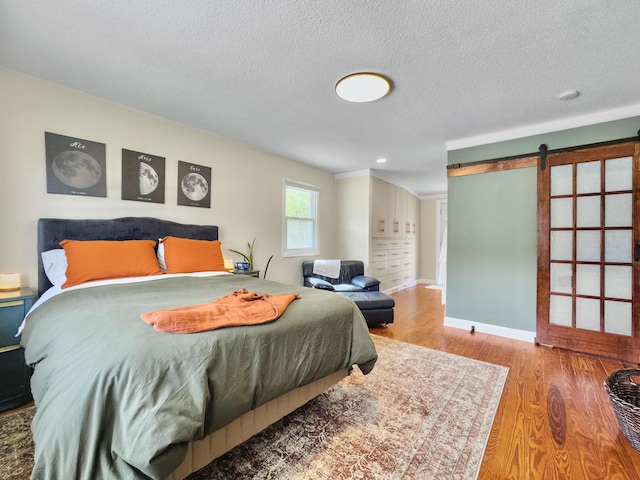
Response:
[376, 158, 388, 164]
[335, 73, 391, 103]
[558, 90, 580, 101]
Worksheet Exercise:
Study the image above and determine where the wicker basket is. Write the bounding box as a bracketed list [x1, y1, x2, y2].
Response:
[604, 368, 640, 452]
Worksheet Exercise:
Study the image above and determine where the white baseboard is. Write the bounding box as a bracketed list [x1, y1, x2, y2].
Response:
[381, 279, 437, 295]
[382, 279, 420, 295]
[444, 316, 536, 343]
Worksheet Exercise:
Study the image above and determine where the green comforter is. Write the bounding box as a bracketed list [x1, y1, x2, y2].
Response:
[21, 274, 377, 480]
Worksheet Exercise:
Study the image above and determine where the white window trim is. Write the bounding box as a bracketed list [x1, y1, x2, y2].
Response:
[282, 179, 319, 257]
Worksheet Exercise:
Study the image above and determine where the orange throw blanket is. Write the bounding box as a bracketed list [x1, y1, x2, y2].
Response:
[141, 288, 299, 333]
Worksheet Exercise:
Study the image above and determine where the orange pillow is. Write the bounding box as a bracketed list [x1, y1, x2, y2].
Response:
[60, 239, 162, 288]
[161, 236, 225, 274]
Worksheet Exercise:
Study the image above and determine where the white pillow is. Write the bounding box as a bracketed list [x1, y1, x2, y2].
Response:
[156, 240, 166, 271]
[41, 249, 68, 286]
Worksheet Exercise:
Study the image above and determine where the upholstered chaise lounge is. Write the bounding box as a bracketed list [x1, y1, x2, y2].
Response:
[302, 260, 394, 326]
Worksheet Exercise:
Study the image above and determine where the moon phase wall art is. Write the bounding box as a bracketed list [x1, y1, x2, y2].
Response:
[121, 149, 165, 203]
[177, 160, 211, 208]
[45, 132, 106, 197]
[45, 132, 212, 208]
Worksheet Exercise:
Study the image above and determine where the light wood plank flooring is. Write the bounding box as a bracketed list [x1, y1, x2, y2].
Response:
[370, 285, 640, 480]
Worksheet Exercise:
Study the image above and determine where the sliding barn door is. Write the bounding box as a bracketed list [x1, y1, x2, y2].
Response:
[537, 141, 640, 362]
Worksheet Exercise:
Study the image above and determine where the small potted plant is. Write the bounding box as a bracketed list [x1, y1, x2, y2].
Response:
[229, 238, 273, 278]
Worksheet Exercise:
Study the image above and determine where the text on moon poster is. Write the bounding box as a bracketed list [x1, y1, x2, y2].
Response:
[122, 149, 165, 203]
[177, 161, 211, 208]
[45, 132, 106, 197]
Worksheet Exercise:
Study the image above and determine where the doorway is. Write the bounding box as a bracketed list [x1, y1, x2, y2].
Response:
[436, 199, 448, 303]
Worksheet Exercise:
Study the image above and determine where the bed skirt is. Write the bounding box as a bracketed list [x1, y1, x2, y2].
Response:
[166, 368, 349, 479]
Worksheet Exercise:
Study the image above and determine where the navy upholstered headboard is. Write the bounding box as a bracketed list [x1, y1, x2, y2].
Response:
[37, 217, 219, 296]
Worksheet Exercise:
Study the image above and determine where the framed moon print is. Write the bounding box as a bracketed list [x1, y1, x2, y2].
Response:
[177, 161, 211, 208]
[45, 132, 106, 197]
[121, 149, 165, 203]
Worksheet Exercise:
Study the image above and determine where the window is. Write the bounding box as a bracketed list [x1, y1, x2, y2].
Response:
[283, 180, 318, 256]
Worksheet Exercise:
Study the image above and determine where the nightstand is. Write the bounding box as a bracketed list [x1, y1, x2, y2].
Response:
[232, 269, 260, 278]
[0, 287, 34, 413]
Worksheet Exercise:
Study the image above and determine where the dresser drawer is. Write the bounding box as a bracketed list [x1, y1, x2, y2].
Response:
[401, 260, 413, 271]
[388, 248, 405, 260]
[401, 272, 415, 284]
[387, 260, 403, 274]
[0, 299, 27, 348]
[371, 250, 388, 262]
[385, 272, 402, 286]
[371, 239, 390, 250]
[370, 260, 388, 277]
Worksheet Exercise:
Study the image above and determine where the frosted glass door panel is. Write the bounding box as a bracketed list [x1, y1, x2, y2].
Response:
[605, 194, 632, 227]
[605, 266, 632, 300]
[605, 230, 632, 263]
[550, 231, 573, 261]
[605, 157, 632, 192]
[551, 164, 573, 196]
[551, 263, 572, 294]
[576, 196, 601, 228]
[576, 231, 601, 262]
[604, 301, 632, 336]
[576, 298, 600, 331]
[550, 295, 572, 326]
[540, 142, 637, 362]
[551, 198, 573, 228]
[576, 264, 600, 297]
[577, 161, 601, 194]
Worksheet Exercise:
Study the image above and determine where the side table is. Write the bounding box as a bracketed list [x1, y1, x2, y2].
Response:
[0, 287, 34, 412]
[232, 269, 260, 278]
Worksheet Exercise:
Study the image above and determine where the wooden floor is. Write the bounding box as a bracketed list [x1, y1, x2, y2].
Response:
[370, 285, 640, 480]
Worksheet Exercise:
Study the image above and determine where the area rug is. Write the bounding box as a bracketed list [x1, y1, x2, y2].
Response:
[0, 335, 508, 480]
[0, 405, 34, 480]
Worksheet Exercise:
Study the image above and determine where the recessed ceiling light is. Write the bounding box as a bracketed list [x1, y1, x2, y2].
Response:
[376, 158, 387, 164]
[558, 90, 580, 101]
[336, 73, 391, 103]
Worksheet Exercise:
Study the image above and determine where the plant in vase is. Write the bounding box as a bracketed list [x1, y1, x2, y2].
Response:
[229, 238, 274, 279]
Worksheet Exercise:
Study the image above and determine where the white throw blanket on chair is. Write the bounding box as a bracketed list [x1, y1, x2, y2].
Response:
[313, 260, 341, 279]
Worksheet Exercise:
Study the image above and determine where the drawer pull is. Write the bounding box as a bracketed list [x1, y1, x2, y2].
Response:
[0, 300, 24, 308]
[0, 344, 22, 354]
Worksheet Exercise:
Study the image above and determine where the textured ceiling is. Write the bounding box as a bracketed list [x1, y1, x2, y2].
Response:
[2, 0, 640, 196]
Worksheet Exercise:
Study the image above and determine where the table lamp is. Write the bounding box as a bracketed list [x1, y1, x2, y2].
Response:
[0, 273, 21, 292]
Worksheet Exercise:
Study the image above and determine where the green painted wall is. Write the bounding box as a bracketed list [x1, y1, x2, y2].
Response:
[446, 116, 640, 332]
[447, 168, 537, 330]
[449, 117, 640, 165]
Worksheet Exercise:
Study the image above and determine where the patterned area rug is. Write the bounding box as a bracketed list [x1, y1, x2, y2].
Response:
[0, 405, 34, 480]
[0, 335, 508, 480]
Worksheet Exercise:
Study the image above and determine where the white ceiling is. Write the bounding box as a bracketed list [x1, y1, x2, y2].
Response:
[2, 0, 640, 197]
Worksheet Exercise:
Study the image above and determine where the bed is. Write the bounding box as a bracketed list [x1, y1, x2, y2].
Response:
[21, 217, 378, 480]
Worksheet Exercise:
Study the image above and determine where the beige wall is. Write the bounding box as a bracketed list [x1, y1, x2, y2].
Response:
[419, 199, 438, 282]
[335, 174, 370, 264]
[0, 68, 339, 291]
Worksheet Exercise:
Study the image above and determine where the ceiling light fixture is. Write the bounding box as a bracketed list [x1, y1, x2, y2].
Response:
[335, 73, 391, 103]
[558, 90, 580, 101]
[376, 158, 387, 164]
